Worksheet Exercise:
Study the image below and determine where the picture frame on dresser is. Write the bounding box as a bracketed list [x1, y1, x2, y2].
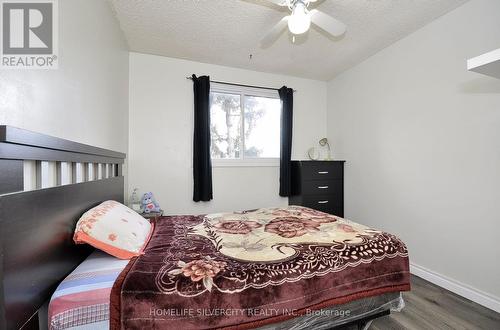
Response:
[289, 160, 345, 217]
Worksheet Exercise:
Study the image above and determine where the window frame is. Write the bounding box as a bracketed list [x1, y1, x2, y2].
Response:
[209, 83, 281, 167]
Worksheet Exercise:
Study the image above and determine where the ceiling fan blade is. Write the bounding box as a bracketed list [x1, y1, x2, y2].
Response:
[260, 16, 289, 48]
[309, 9, 346, 37]
[264, 0, 288, 6]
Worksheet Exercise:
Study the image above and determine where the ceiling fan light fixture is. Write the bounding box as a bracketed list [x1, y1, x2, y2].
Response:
[287, 2, 311, 35]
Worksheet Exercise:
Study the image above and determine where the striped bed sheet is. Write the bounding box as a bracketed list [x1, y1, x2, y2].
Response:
[48, 250, 128, 330]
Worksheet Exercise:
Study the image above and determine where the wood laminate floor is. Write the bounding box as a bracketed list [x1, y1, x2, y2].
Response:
[367, 275, 500, 330]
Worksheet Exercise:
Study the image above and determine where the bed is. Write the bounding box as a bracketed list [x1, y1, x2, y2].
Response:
[0, 126, 410, 330]
[49, 251, 405, 330]
[48, 206, 409, 330]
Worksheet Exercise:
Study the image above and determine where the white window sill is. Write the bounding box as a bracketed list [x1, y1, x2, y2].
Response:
[212, 159, 280, 167]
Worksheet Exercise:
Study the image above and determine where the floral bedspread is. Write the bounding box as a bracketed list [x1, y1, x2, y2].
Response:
[110, 206, 410, 330]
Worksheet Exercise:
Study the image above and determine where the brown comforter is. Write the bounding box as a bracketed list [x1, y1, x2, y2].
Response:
[110, 206, 410, 329]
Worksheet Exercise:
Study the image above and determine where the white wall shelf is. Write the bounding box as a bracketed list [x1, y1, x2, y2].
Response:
[467, 48, 500, 79]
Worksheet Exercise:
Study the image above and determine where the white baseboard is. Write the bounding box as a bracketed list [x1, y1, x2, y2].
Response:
[410, 263, 500, 313]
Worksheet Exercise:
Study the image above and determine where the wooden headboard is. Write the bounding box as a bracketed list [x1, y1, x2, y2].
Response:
[0, 126, 126, 329]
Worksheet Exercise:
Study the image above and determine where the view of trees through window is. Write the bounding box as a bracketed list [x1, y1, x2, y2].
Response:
[210, 91, 280, 160]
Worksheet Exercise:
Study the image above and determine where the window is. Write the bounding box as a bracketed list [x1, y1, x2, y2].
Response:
[210, 83, 281, 166]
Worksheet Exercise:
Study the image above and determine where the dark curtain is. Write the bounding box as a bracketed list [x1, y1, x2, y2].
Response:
[278, 86, 294, 197]
[192, 75, 213, 202]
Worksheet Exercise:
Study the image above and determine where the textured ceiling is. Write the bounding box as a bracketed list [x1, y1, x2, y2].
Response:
[109, 0, 469, 81]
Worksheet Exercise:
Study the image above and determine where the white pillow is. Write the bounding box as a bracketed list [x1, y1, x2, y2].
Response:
[74, 201, 153, 259]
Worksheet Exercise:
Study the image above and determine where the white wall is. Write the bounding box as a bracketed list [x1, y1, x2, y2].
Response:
[129, 52, 327, 215]
[0, 0, 129, 153]
[327, 0, 500, 306]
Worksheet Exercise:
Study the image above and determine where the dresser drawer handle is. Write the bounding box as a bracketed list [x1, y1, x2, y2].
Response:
[318, 171, 329, 174]
[317, 200, 329, 204]
[318, 186, 329, 189]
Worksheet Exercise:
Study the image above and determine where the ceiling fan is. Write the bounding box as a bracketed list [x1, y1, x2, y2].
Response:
[257, 0, 347, 48]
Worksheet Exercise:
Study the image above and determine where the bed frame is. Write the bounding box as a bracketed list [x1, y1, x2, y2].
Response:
[0, 126, 126, 329]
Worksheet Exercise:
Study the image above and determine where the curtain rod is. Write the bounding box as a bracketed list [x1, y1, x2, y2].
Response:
[186, 76, 296, 93]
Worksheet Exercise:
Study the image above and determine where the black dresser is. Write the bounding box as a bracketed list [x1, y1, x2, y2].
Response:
[289, 160, 345, 217]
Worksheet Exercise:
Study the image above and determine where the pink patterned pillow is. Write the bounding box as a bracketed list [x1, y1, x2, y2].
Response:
[74, 201, 153, 259]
